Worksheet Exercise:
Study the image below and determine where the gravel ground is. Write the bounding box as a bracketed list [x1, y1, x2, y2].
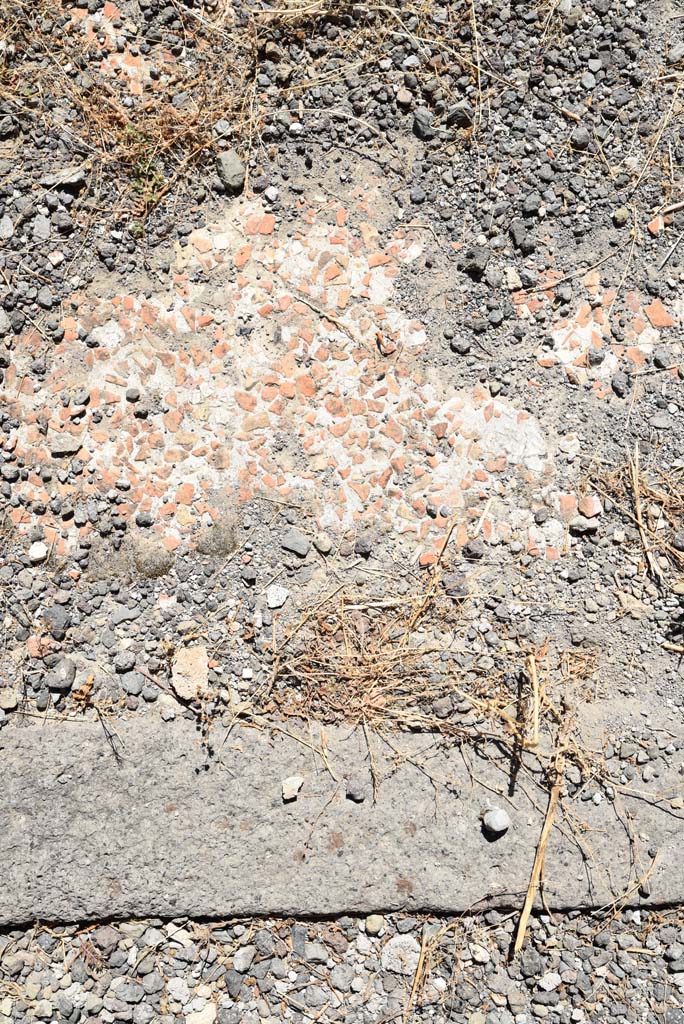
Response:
[2, 909, 684, 1023]
[1, 0, 684, 1018]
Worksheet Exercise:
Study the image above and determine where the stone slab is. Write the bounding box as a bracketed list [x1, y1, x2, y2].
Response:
[1, 716, 682, 925]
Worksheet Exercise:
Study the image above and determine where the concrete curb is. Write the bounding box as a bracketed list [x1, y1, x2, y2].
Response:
[2, 716, 682, 925]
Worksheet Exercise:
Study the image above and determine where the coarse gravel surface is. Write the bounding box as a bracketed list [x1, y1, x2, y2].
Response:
[1, 0, 684, 1019]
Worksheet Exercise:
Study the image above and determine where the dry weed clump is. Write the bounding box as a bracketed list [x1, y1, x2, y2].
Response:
[594, 445, 684, 590]
[0, 0, 485, 229]
[260, 558, 594, 761]
[0, 0, 258, 225]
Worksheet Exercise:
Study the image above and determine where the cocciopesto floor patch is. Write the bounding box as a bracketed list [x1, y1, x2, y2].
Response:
[9, 183, 673, 565]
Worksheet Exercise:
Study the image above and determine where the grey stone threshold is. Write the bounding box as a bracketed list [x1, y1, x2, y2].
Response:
[2, 715, 682, 926]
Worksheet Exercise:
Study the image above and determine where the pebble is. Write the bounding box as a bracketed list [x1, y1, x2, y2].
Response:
[482, 807, 511, 838]
[171, 645, 209, 701]
[281, 774, 304, 802]
[0, 688, 19, 710]
[266, 584, 289, 609]
[45, 657, 76, 693]
[470, 943, 491, 964]
[232, 945, 256, 973]
[280, 528, 310, 558]
[216, 149, 245, 192]
[28, 541, 48, 563]
[381, 935, 421, 975]
[365, 914, 385, 936]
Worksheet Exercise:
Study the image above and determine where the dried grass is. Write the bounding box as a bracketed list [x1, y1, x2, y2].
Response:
[261, 568, 552, 749]
[0, 0, 258, 224]
[249, 549, 598, 792]
[0, 0, 484, 228]
[593, 446, 684, 590]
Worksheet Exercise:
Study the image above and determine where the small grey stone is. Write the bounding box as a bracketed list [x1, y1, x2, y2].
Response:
[116, 981, 145, 1003]
[510, 219, 536, 253]
[413, 107, 435, 139]
[280, 528, 310, 557]
[304, 941, 328, 963]
[33, 214, 51, 241]
[304, 985, 328, 1008]
[522, 191, 542, 216]
[218, 1008, 240, 1024]
[92, 924, 121, 950]
[460, 245, 489, 278]
[49, 431, 83, 456]
[216, 149, 246, 192]
[463, 538, 485, 560]
[132, 1005, 155, 1024]
[354, 534, 373, 557]
[167, 976, 189, 1002]
[45, 658, 76, 693]
[330, 962, 355, 992]
[141, 972, 164, 995]
[37, 286, 54, 309]
[213, 118, 231, 138]
[667, 42, 684, 65]
[446, 100, 474, 128]
[29, 540, 48, 563]
[55, 993, 73, 1018]
[114, 651, 136, 673]
[0, 214, 13, 240]
[313, 531, 333, 555]
[520, 947, 544, 978]
[570, 515, 598, 535]
[224, 968, 243, 996]
[611, 371, 630, 397]
[0, 688, 19, 710]
[110, 605, 142, 626]
[253, 928, 274, 956]
[43, 605, 71, 639]
[653, 347, 671, 369]
[121, 672, 145, 696]
[571, 125, 591, 150]
[233, 944, 256, 973]
[470, 943, 490, 964]
[40, 165, 86, 190]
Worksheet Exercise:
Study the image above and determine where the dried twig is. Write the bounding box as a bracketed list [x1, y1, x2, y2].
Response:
[513, 711, 573, 954]
[629, 444, 666, 585]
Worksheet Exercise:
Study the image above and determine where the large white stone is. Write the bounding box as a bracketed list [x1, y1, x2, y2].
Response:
[381, 935, 421, 976]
